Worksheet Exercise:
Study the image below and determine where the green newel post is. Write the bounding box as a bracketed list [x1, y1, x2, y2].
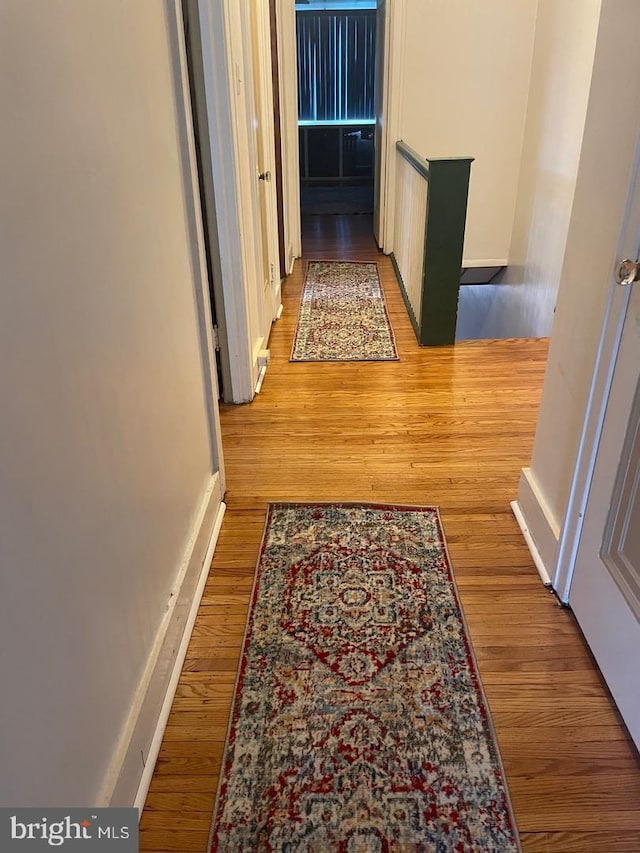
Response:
[419, 157, 473, 346]
[392, 143, 473, 347]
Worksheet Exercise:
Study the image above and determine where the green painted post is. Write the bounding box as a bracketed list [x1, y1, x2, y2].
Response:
[419, 157, 473, 346]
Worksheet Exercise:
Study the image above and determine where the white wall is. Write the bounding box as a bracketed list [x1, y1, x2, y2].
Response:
[399, 0, 537, 266]
[461, 0, 602, 340]
[517, 0, 640, 573]
[0, 0, 221, 806]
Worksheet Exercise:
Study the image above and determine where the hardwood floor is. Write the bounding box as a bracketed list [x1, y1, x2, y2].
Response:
[140, 215, 640, 852]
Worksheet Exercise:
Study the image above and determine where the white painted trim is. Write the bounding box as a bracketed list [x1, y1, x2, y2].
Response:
[251, 0, 282, 323]
[276, 0, 302, 263]
[134, 501, 227, 814]
[235, 0, 272, 363]
[515, 467, 560, 584]
[182, 0, 234, 403]
[510, 500, 552, 587]
[252, 335, 267, 365]
[273, 281, 282, 319]
[462, 258, 509, 268]
[373, 0, 387, 247]
[100, 473, 224, 806]
[195, 0, 256, 403]
[172, 0, 225, 478]
[254, 363, 268, 394]
[553, 141, 640, 602]
[380, 0, 406, 254]
[553, 285, 629, 602]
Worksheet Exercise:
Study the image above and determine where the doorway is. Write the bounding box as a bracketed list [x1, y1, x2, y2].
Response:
[295, 1, 378, 221]
[180, 0, 396, 401]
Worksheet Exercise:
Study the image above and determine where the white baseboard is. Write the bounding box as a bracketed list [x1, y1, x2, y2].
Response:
[100, 474, 225, 808]
[133, 499, 226, 813]
[461, 257, 508, 268]
[511, 500, 552, 586]
[273, 284, 282, 318]
[254, 363, 268, 394]
[513, 467, 560, 587]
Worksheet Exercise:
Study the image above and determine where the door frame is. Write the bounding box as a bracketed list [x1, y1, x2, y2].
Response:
[278, 0, 404, 255]
[275, 0, 301, 273]
[376, 0, 406, 254]
[553, 138, 640, 602]
[269, 0, 288, 276]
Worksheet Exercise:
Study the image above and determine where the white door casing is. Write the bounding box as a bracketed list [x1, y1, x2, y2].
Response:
[373, 0, 386, 247]
[275, 0, 302, 272]
[274, 0, 401, 257]
[378, 0, 406, 254]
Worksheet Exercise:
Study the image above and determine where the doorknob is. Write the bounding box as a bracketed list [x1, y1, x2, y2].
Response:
[258, 170, 271, 182]
[616, 258, 640, 286]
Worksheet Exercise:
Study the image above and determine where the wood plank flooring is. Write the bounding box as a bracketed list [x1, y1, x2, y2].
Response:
[140, 215, 640, 852]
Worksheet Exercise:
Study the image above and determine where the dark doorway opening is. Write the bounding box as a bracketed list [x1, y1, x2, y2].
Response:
[296, 4, 376, 217]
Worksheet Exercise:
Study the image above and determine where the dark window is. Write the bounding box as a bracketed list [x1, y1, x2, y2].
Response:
[296, 11, 376, 122]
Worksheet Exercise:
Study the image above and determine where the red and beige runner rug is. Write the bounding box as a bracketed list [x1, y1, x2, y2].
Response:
[290, 261, 399, 361]
[209, 503, 520, 852]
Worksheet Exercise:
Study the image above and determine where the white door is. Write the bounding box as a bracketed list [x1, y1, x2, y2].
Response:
[569, 164, 640, 748]
[186, 0, 273, 401]
[234, 0, 272, 371]
[373, 0, 386, 246]
[249, 0, 282, 323]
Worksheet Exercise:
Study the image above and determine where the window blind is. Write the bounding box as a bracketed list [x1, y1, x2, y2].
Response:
[296, 11, 376, 122]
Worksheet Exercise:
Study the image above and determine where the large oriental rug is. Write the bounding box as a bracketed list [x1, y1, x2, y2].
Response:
[209, 503, 520, 852]
[290, 261, 399, 361]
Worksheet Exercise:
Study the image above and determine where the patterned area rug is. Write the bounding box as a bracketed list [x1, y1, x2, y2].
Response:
[291, 261, 399, 361]
[209, 503, 520, 852]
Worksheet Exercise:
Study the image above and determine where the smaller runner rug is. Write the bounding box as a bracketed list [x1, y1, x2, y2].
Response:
[290, 261, 399, 361]
[209, 503, 520, 852]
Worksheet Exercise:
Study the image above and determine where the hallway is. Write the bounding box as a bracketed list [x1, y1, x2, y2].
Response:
[140, 217, 640, 852]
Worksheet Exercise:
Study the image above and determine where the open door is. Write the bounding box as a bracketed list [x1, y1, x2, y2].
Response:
[373, 0, 387, 246]
[569, 153, 640, 749]
[181, 0, 283, 402]
[249, 0, 282, 325]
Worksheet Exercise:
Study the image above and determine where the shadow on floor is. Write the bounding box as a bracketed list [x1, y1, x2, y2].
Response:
[301, 184, 374, 216]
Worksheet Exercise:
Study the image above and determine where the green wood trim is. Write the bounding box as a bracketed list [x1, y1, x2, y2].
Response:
[394, 143, 474, 346]
[396, 141, 474, 182]
[419, 158, 473, 346]
[396, 141, 429, 181]
[390, 252, 420, 340]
